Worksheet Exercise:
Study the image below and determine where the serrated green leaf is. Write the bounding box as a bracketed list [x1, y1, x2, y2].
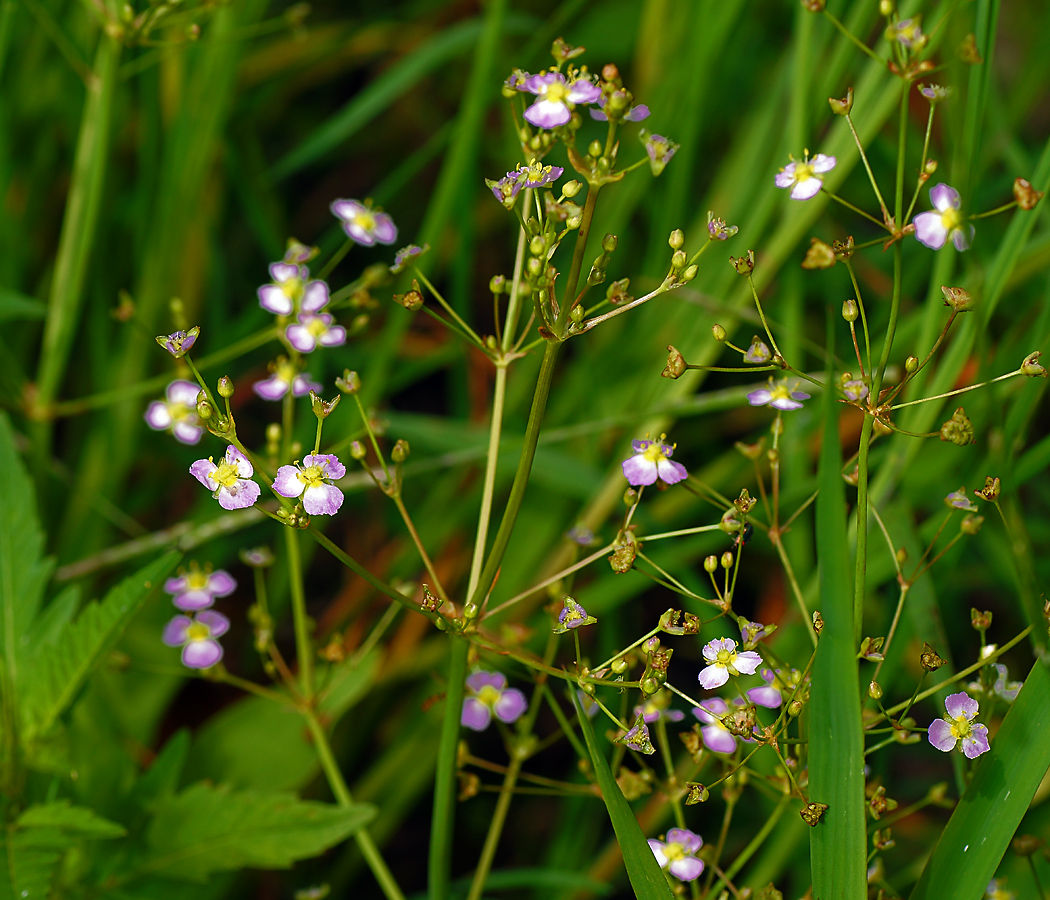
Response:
[571, 692, 675, 900]
[142, 783, 376, 880]
[21, 551, 180, 740]
[909, 661, 1050, 900]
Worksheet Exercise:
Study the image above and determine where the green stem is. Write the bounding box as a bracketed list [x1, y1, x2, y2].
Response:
[465, 754, 523, 900]
[392, 493, 448, 602]
[303, 710, 407, 900]
[466, 363, 508, 601]
[823, 8, 884, 62]
[284, 527, 313, 698]
[846, 113, 891, 219]
[822, 190, 888, 229]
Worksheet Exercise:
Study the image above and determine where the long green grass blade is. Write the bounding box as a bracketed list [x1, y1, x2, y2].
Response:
[908, 661, 1050, 900]
[571, 692, 674, 900]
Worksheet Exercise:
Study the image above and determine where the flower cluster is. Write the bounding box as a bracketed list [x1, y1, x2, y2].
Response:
[461, 671, 527, 732]
[162, 562, 235, 669]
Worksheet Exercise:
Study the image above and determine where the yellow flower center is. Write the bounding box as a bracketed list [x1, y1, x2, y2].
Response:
[477, 685, 501, 707]
[715, 649, 734, 667]
[770, 383, 794, 401]
[296, 465, 325, 488]
[663, 842, 685, 862]
[186, 623, 210, 642]
[642, 443, 668, 464]
[793, 162, 814, 183]
[307, 318, 329, 337]
[544, 81, 568, 104]
[354, 211, 376, 233]
[170, 402, 194, 423]
[281, 276, 302, 299]
[208, 460, 241, 489]
[949, 715, 972, 740]
[941, 208, 963, 232]
[276, 361, 297, 383]
[185, 571, 209, 591]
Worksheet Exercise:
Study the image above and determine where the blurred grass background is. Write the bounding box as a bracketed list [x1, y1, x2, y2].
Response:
[3, 0, 1050, 896]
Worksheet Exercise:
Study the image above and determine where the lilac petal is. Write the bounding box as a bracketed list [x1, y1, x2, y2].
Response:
[913, 211, 948, 249]
[493, 687, 527, 723]
[648, 840, 669, 868]
[318, 326, 347, 347]
[669, 857, 704, 882]
[172, 421, 203, 445]
[664, 709, 685, 722]
[466, 671, 507, 693]
[216, 479, 260, 511]
[145, 402, 173, 430]
[461, 697, 492, 731]
[330, 199, 365, 221]
[164, 575, 188, 595]
[566, 80, 601, 104]
[206, 571, 237, 596]
[699, 664, 729, 690]
[962, 723, 990, 758]
[190, 459, 217, 489]
[790, 178, 823, 201]
[291, 374, 322, 397]
[302, 482, 344, 516]
[183, 639, 223, 669]
[622, 456, 658, 486]
[286, 324, 317, 353]
[625, 104, 650, 121]
[524, 100, 571, 129]
[167, 380, 201, 406]
[656, 459, 688, 484]
[301, 281, 330, 313]
[770, 396, 804, 411]
[372, 214, 398, 244]
[747, 389, 773, 407]
[748, 686, 783, 708]
[735, 650, 762, 675]
[172, 590, 215, 612]
[929, 183, 960, 211]
[258, 284, 293, 316]
[702, 724, 737, 754]
[589, 108, 609, 121]
[944, 691, 978, 719]
[692, 698, 728, 724]
[927, 718, 957, 752]
[666, 828, 702, 854]
[792, 391, 811, 401]
[811, 154, 836, 173]
[631, 439, 650, 453]
[269, 262, 302, 282]
[774, 170, 795, 189]
[225, 446, 253, 477]
[272, 465, 305, 498]
[197, 609, 230, 637]
[952, 225, 974, 251]
[253, 375, 290, 400]
[523, 72, 560, 94]
[162, 616, 192, 646]
[303, 453, 346, 479]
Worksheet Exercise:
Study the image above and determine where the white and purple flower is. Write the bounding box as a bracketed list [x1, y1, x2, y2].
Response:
[648, 828, 704, 882]
[893, 17, 924, 48]
[461, 671, 528, 731]
[330, 198, 398, 246]
[747, 377, 811, 411]
[285, 312, 347, 354]
[273, 453, 345, 516]
[945, 488, 979, 512]
[253, 357, 322, 401]
[621, 438, 688, 487]
[164, 565, 237, 612]
[740, 619, 776, 648]
[390, 243, 429, 274]
[641, 132, 678, 176]
[698, 637, 762, 690]
[919, 84, 951, 103]
[144, 379, 204, 445]
[519, 71, 601, 128]
[155, 327, 199, 359]
[634, 697, 685, 725]
[707, 211, 738, 241]
[590, 92, 649, 122]
[743, 337, 772, 365]
[163, 610, 230, 669]
[927, 691, 990, 759]
[913, 183, 974, 251]
[775, 152, 836, 201]
[692, 697, 741, 754]
[747, 668, 785, 709]
[257, 262, 330, 317]
[843, 379, 869, 403]
[190, 445, 261, 511]
[553, 597, 597, 633]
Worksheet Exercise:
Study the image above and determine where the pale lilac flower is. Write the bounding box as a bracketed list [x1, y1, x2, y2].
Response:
[843, 379, 869, 402]
[775, 152, 836, 201]
[747, 668, 784, 709]
[330, 198, 398, 246]
[913, 183, 974, 251]
[707, 211, 738, 240]
[692, 697, 739, 754]
[698, 637, 762, 689]
[282, 239, 316, 264]
[487, 169, 527, 208]
[945, 488, 978, 512]
[648, 828, 704, 882]
[164, 565, 237, 612]
[927, 691, 990, 759]
[893, 18, 924, 48]
[239, 546, 274, 568]
[634, 697, 685, 725]
[621, 438, 687, 486]
[743, 337, 772, 365]
[590, 93, 650, 122]
[554, 597, 596, 633]
[521, 159, 563, 188]
[145, 379, 204, 445]
[504, 69, 529, 92]
[286, 312, 346, 354]
[747, 377, 810, 411]
[920, 84, 951, 103]
[461, 671, 527, 731]
[257, 263, 330, 317]
[390, 243, 429, 274]
[986, 879, 1016, 900]
[190, 445, 261, 511]
[565, 525, 597, 546]
[641, 132, 678, 176]
[273, 453, 345, 516]
[162, 610, 230, 669]
[155, 326, 199, 359]
[252, 357, 322, 401]
[576, 690, 599, 718]
[740, 619, 775, 648]
[520, 71, 601, 128]
[968, 663, 1022, 703]
[618, 713, 654, 754]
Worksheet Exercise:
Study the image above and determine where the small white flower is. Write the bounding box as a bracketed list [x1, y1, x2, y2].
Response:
[775, 151, 836, 201]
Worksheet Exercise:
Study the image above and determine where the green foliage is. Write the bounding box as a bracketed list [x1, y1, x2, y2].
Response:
[141, 783, 376, 881]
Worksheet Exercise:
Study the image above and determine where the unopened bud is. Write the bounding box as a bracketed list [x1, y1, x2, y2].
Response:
[623, 488, 639, 507]
[1013, 178, 1044, 211]
[611, 657, 628, 674]
[563, 180, 582, 198]
[971, 608, 993, 630]
[960, 513, 984, 535]
[349, 440, 367, 460]
[682, 264, 698, 282]
[489, 275, 505, 294]
[663, 345, 687, 380]
[941, 285, 974, 311]
[529, 235, 546, 257]
[842, 299, 859, 322]
[335, 370, 361, 394]
[392, 439, 410, 463]
[668, 229, 685, 251]
[602, 233, 618, 253]
[879, 0, 893, 13]
[925, 159, 938, 175]
[704, 555, 718, 573]
[869, 681, 883, 700]
[588, 140, 603, 158]
[216, 375, 234, 398]
[828, 86, 854, 116]
[788, 699, 803, 717]
[721, 551, 734, 569]
[905, 356, 919, 373]
[1021, 351, 1047, 377]
[712, 323, 728, 342]
[570, 303, 585, 324]
[196, 393, 213, 420]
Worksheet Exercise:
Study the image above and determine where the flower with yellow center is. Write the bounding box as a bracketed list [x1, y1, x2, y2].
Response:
[927, 691, 990, 758]
[164, 563, 237, 611]
[162, 610, 230, 669]
[622, 436, 688, 486]
[747, 377, 811, 411]
[190, 445, 261, 511]
[520, 70, 602, 129]
[144, 379, 204, 445]
[648, 828, 705, 882]
[273, 453, 346, 516]
[330, 198, 398, 246]
[914, 183, 975, 251]
[699, 637, 762, 689]
[775, 150, 837, 200]
[461, 670, 527, 731]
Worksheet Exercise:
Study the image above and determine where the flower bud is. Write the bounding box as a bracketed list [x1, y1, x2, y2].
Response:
[681, 264, 698, 282]
[941, 285, 974, 311]
[570, 303, 585, 324]
[562, 179, 582, 198]
[668, 229, 685, 251]
[801, 0, 825, 11]
[879, 0, 893, 13]
[971, 608, 993, 631]
[196, 393, 214, 420]
[788, 699, 803, 717]
[1021, 351, 1047, 377]
[588, 140, 603, 158]
[721, 551, 734, 569]
[216, 375, 234, 398]
[336, 370, 361, 394]
[489, 275, 505, 294]
[924, 159, 938, 175]
[611, 657, 628, 674]
[623, 488, 639, 507]
[529, 235, 546, 257]
[663, 345, 687, 380]
[391, 439, 410, 463]
[704, 555, 718, 573]
[349, 440, 367, 460]
[1013, 177, 1044, 211]
[940, 407, 975, 445]
[828, 86, 853, 116]
[719, 508, 743, 534]
[842, 299, 859, 322]
[960, 513, 984, 535]
[602, 233, 618, 254]
[670, 249, 687, 270]
[905, 356, 919, 373]
[566, 214, 582, 229]
[712, 323, 727, 342]
[869, 680, 883, 700]
[729, 250, 755, 275]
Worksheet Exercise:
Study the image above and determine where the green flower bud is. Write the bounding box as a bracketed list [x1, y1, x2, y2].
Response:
[602, 233, 618, 253]
[662, 345, 687, 380]
[563, 180, 582, 198]
[924, 159, 938, 175]
[712, 323, 728, 342]
[489, 275, 506, 294]
[905, 356, 919, 373]
[668, 229, 685, 251]
[842, 299, 859, 322]
[349, 440, 367, 461]
[570, 303, 585, 324]
[788, 699, 803, 717]
[869, 680, 883, 700]
[392, 439, 410, 463]
[196, 394, 214, 420]
[588, 140, 603, 158]
[721, 551, 734, 569]
[335, 370, 361, 394]
[704, 555, 718, 573]
[529, 235, 546, 257]
[1021, 351, 1047, 377]
[681, 264, 698, 282]
[611, 657, 628, 674]
[671, 249, 687, 270]
[217, 375, 234, 398]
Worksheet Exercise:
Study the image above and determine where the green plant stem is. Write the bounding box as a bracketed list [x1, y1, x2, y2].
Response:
[843, 260, 872, 374]
[823, 7, 883, 62]
[465, 754, 524, 900]
[484, 542, 614, 620]
[303, 710, 406, 900]
[889, 369, 1021, 409]
[822, 190, 888, 229]
[846, 113, 891, 219]
[284, 527, 313, 698]
[466, 363, 508, 601]
[707, 793, 790, 897]
[391, 493, 448, 602]
[904, 105, 936, 223]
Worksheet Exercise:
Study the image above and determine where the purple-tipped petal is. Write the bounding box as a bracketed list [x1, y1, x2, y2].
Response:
[258, 284, 293, 316]
[172, 590, 215, 612]
[493, 687, 527, 723]
[197, 609, 230, 637]
[770, 396, 805, 411]
[699, 664, 729, 690]
[748, 686, 783, 708]
[790, 178, 823, 201]
[269, 262, 302, 282]
[648, 840, 669, 867]
[524, 100, 572, 129]
[622, 456, 658, 486]
[216, 479, 260, 511]
[774, 169, 795, 189]
[944, 691, 978, 719]
[189, 459, 217, 489]
[461, 697, 492, 731]
[272, 465, 305, 498]
[666, 829, 702, 854]
[183, 639, 223, 669]
[304, 453, 346, 479]
[318, 326, 347, 347]
[669, 857, 705, 882]
[962, 723, 990, 758]
[625, 104, 650, 121]
[164, 576, 188, 595]
[951, 225, 974, 251]
[302, 482, 344, 516]
[811, 154, 836, 173]
[927, 718, 957, 752]
[702, 724, 737, 754]
[929, 183, 960, 211]
[206, 571, 237, 596]
[167, 380, 201, 406]
[330, 199, 365, 221]
[145, 402, 173, 430]
[692, 698, 729, 724]
[301, 281, 330, 313]
[286, 324, 317, 353]
[172, 421, 203, 445]
[466, 671, 507, 693]
[913, 211, 948, 249]
[253, 375, 290, 400]
[162, 616, 192, 646]
[656, 459, 688, 484]
[747, 389, 773, 407]
[291, 374, 322, 397]
[225, 446, 252, 477]
[735, 650, 762, 675]
[372, 214, 398, 244]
